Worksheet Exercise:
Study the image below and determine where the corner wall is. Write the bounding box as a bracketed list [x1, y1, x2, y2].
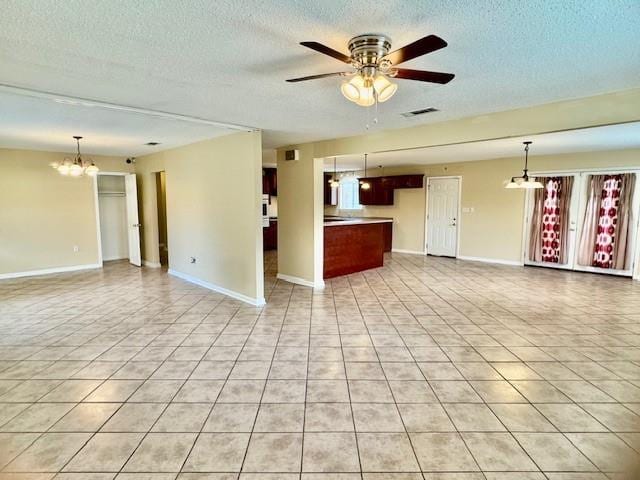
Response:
[0, 149, 130, 277]
[135, 131, 265, 305]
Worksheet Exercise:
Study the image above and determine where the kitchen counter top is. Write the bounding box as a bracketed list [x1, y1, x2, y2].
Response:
[324, 216, 393, 227]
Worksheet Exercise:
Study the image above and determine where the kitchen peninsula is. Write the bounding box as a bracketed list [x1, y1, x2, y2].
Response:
[324, 216, 393, 278]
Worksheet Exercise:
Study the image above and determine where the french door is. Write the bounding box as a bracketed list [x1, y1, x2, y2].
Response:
[524, 170, 639, 277]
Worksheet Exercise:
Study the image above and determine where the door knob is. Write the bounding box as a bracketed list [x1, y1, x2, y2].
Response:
[133, 223, 142, 227]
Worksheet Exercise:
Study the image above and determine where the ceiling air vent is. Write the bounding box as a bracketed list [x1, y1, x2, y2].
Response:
[401, 107, 439, 117]
[145, 142, 160, 146]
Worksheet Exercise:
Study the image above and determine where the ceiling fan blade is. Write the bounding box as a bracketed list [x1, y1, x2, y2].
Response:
[286, 72, 350, 82]
[394, 68, 455, 84]
[300, 41, 351, 63]
[385, 35, 448, 65]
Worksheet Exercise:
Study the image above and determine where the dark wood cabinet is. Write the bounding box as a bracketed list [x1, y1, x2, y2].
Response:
[383, 222, 392, 252]
[263, 220, 277, 250]
[262, 168, 277, 196]
[324, 173, 335, 205]
[359, 174, 424, 205]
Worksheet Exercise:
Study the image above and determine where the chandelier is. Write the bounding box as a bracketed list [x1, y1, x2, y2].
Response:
[505, 141, 543, 189]
[50, 136, 99, 177]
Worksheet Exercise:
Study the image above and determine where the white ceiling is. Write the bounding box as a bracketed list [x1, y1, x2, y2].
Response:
[323, 123, 640, 171]
[0, 89, 234, 156]
[1, 0, 639, 155]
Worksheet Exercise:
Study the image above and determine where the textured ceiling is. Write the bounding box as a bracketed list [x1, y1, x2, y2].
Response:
[1, 0, 639, 155]
[322, 123, 640, 171]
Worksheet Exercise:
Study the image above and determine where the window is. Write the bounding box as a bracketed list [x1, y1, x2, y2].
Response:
[339, 176, 361, 210]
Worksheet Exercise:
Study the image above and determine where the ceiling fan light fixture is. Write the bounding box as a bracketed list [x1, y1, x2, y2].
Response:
[340, 80, 360, 103]
[373, 75, 397, 102]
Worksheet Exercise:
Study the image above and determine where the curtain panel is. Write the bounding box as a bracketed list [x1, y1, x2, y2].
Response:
[578, 173, 636, 270]
[528, 176, 573, 264]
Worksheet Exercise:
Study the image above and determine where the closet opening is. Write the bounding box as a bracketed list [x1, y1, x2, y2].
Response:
[524, 170, 639, 277]
[95, 172, 141, 267]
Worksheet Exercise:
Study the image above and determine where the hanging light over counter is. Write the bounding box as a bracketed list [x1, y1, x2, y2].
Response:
[50, 136, 99, 177]
[328, 157, 340, 188]
[505, 141, 543, 189]
[360, 153, 370, 190]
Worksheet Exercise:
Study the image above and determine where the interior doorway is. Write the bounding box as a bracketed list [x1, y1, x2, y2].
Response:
[425, 176, 461, 257]
[95, 173, 141, 267]
[155, 171, 168, 266]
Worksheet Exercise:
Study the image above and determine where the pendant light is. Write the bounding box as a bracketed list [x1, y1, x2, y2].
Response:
[328, 157, 339, 188]
[360, 153, 370, 190]
[505, 141, 543, 189]
[50, 136, 99, 177]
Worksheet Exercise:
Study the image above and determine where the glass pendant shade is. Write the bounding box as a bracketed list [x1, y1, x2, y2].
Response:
[373, 75, 397, 102]
[521, 179, 544, 189]
[69, 163, 83, 176]
[85, 164, 99, 176]
[57, 162, 71, 175]
[360, 181, 371, 190]
[340, 80, 360, 103]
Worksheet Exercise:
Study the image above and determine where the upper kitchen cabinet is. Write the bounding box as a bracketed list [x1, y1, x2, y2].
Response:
[262, 168, 277, 196]
[324, 173, 337, 205]
[359, 174, 424, 205]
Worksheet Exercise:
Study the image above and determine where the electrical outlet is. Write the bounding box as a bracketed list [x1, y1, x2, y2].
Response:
[189, 257, 196, 264]
[73, 245, 79, 252]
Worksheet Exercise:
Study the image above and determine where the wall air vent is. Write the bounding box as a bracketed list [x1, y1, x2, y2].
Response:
[145, 142, 160, 146]
[401, 107, 439, 117]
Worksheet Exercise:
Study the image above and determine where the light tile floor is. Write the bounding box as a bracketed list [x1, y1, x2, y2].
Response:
[1, 252, 640, 479]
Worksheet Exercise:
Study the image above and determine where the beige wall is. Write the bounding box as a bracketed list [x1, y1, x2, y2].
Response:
[0, 149, 130, 276]
[135, 131, 264, 303]
[326, 150, 640, 261]
[277, 88, 640, 282]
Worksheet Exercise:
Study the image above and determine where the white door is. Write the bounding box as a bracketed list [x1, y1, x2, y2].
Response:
[125, 173, 142, 267]
[427, 177, 459, 257]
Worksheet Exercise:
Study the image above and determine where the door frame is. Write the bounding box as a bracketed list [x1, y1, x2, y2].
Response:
[522, 167, 640, 277]
[93, 171, 138, 267]
[424, 175, 462, 257]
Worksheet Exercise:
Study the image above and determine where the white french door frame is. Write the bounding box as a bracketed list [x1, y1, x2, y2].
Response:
[522, 167, 640, 277]
[424, 176, 462, 257]
[93, 171, 141, 267]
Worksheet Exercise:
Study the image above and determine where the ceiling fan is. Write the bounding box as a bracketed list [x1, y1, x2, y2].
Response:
[286, 34, 454, 107]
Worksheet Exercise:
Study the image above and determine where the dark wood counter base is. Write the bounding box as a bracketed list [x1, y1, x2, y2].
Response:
[324, 222, 390, 279]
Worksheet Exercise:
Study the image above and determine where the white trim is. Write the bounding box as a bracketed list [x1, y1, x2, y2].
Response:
[391, 248, 425, 255]
[0, 83, 256, 132]
[143, 260, 162, 268]
[457, 255, 523, 266]
[0, 263, 102, 280]
[168, 269, 266, 306]
[277, 273, 325, 289]
[425, 175, 462, 257]
[92, 175, 103, 267]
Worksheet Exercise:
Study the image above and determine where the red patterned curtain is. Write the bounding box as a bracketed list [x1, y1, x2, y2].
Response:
[591, 173, 636, 269]
[530, 176, 573, 264]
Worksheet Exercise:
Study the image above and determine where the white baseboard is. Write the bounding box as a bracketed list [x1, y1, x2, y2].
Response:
[457, 255, 523, 266]
[392, 248, 426, 255]
[0, 263, 102, 280]
[168, 269, 265, 307]
[277, 273, 324, 289]
[143, 260, 162, 268]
